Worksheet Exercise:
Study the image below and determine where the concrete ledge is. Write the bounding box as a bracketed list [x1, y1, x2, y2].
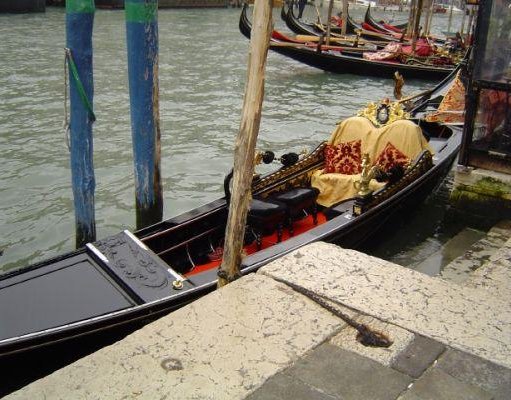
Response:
[259, 242, 511, 369]
[8, 242, 511, 398]
[6, 274, 342, 399]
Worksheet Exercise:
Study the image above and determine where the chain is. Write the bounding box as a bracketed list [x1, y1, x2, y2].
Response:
[272, 276, 393, 348]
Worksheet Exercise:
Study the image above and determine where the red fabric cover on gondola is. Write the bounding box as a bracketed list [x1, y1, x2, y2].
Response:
[383, 23, 402, 33]
[374, 142, 409, 172]
[363, 42, 402, 61]
[272, 30, 301, 43]
[362, 22, 383, 33]
[323, 140, 362, 174]
[331, 15, 343, 27]
[401, 39, 433, 57]
[364, 39, 434, 61]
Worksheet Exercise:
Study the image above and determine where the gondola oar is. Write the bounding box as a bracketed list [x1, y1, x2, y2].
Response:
[270, 41, 373, 53]
[295, 34, 387, 47]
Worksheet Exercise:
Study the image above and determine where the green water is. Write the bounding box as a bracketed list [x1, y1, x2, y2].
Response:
[0, 6, 466, 272]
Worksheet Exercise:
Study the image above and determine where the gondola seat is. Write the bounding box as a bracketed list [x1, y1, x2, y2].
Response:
[247, 198, 287, 250]
[311, 116, 433, 207]
[273, 187, 320, 236]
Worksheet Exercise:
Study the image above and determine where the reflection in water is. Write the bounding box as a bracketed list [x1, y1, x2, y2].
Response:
[0, 7, 467, 272]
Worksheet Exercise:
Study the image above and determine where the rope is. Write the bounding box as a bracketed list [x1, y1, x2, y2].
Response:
[272, 276, 393, 348]
[63, 49, 71, 151]
[64, 48, 96, 123]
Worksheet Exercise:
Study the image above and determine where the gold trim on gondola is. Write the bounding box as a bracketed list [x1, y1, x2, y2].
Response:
[357, 99, 410, 128]
[354, 153, 381, 197]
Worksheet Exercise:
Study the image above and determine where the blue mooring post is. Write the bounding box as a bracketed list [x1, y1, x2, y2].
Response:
[66, 0, 96, 248]
[125, 0, 163, 230]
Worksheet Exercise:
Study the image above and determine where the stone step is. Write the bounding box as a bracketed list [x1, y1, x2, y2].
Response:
[464, 236, 511, 298]
[439, 220, 511, 284]
[412, 228, 486, 276]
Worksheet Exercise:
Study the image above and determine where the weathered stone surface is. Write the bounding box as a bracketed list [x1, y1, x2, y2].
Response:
[413, 228, 485, 276]
[287, 343, 411, 400]
[6, 274, 342, 400]
[464, 257, 511, 298]
[391, 334, 445, 378]
[330, 315, 414, 367]
[260, 242, 511, 369]
[245, 372, 338, 400]
[399, 368, 493, 400]
[439, 222, 511, 284]
[464, 235, 511, 297]
[436, 349, 511, 400]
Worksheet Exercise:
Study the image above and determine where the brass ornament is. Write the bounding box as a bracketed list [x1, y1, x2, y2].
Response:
[254, 151, 264, 166]
[357, 98, 410, 127]
[172, 280, 184, 290]
[353, 153, 380, 197]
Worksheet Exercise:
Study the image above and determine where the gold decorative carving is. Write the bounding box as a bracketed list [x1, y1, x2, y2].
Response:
[366, 150, 433, 209]
[251, 142, 326, 196]
[354, 153, 381, 197]
[254, 151, 264, 166]
[357, 98, 410, 127]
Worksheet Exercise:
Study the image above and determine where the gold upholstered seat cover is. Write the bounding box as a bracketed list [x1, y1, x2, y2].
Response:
[311, 117, 432, 207]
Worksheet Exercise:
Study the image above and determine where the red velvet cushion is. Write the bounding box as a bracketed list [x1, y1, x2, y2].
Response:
[323, 140, 362, 174]
[374, 142, 409, 172]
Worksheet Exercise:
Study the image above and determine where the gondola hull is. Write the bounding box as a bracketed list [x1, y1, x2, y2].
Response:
[242, 5, 453, 80]
[270, 44, 452, 79]
[281, 2, 361, 36]
[364, 5, 408, 33]
[0, 132, 459, 360]
[282, 2, 403, 43]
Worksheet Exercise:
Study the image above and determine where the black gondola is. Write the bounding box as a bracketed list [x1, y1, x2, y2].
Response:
[364, 5, 408, 34]
[243, 5, 455, 80]
[283, 1, 361, 35]
[0, 14, 463, 374]
[282, 2, 410, 44]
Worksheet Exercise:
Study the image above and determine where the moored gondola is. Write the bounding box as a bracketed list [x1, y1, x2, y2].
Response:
[0, 12, 465, 372]
[282, 2, 412, 44]
[243, 5, 458, 80]
[364, 4, 408, 33]
[282, 0, 362, 37]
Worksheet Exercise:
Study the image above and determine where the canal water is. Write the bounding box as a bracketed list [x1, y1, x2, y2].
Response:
[0, 6, 477, 274]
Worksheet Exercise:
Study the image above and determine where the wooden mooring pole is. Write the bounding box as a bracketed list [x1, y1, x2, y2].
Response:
[411, 0, 423, 54]
[325, 0, 334, 46]
[217, 0, 273, 287]
[125, 0, 163, 230]
[341, 0, 348, 37]
[66, 0, 96, 248]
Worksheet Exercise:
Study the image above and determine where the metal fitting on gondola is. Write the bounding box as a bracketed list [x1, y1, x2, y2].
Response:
[353, 153, 380, 216]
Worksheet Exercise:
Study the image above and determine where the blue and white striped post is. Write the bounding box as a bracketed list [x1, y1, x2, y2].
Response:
[125, 0, 163, 229]
[66, 0, 96, 248]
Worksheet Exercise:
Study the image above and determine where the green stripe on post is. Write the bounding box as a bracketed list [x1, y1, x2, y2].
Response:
[66, 0, 95, 13]
[125, 1, 157, 23]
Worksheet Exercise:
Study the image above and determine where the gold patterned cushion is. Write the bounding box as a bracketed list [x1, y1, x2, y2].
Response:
[324, 140, 362, 175]
[374, 142, 409, 172]
[424, 72, 465, 124]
